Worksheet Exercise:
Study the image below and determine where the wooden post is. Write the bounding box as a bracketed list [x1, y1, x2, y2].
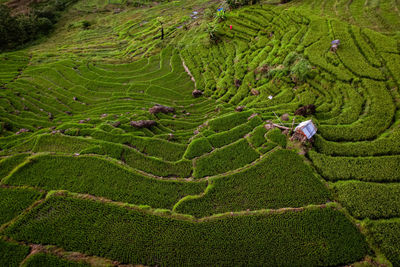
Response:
[290, 117, 295, 134]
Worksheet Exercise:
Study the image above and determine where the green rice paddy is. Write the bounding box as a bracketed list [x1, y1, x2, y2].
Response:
[0, 0, 400, 265]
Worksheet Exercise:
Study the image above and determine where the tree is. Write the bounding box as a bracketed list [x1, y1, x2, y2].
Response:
[0, 5, 23, 50]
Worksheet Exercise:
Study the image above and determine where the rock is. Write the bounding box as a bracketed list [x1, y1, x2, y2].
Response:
[79, 120, 86, 124]
[186, 112, 190, 116]
[65, 111, 72, 116]
[168, 133, 174, 141]
[130, 120, 157, 128]
[16, 128, 29, 135]
[251, 89, 260, 96]
[235, 106, 245, 112]
[247, 113, 258, 120]
[264, 124, 274, 130]
[234, 79, 242, 88]
[192, 89, 203, 98]
[172, 115, 177, 118]
[294, 104, 316, 116]
[281, 113, 290, 121]
[101, 113, 108, 118]
[112, 121, 121, 127]
[73, 96, 78, 101]
[282, 129, 289, 135]
[149, 104, 175, 114]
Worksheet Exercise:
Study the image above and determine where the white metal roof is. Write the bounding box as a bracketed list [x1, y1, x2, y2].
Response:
[295, 120, 317, 139]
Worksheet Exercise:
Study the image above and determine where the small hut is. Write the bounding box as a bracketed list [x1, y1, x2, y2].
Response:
[294, 120, 317, 141]
[330, 40, 340, 52]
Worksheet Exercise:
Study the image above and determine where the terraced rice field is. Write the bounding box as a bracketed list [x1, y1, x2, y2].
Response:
[1, 0, 400, 265]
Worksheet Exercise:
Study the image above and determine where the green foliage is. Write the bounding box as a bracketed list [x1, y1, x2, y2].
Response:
[123, 147, 192, 177]
[215, 9, 227, 22]
[6, 194, 368, 266]
[332, 181, 400, 219]
[205, 21, 219, 42]
[184, 137, 213, 159]
[226, 0, 260, 9]
[247, 125, 267, 147]
[0, 238, 30, 267]
[319, 79, 395, 141]
[22, 253, 90, 267]
[314, 132, 400, 157]
[290, 58, 311, 82]
[0, 153, 30, 181]
[4, 155, 206, 209]
[208, 111, 253, 132]
[309, 151, 400, 182]
[0, 0, 78, 50]
[33, 134, 92, 153]
[0, 187, 42, 225]
[367, 219, 400, 266]
[207, 116, 261, 148]
[266, 128, 287, 148]
[176, 150, 330, 217]
[193, 139, 259, 178]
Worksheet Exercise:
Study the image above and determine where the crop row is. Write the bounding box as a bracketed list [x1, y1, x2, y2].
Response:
[176, 150, 330, 217]
[23, 253, 90, 267]
[4, 194, 368, 266]
[0, 238, 30, 267]
[332, 181, 400, 219]
[3, 154, 206, 209]
[309, 151, 400, 182]
[0, 187, 43, 225]
[193, 138, 260, 178]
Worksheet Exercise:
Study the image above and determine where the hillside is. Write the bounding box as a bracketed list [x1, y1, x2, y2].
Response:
[0, 0, 400, 266]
